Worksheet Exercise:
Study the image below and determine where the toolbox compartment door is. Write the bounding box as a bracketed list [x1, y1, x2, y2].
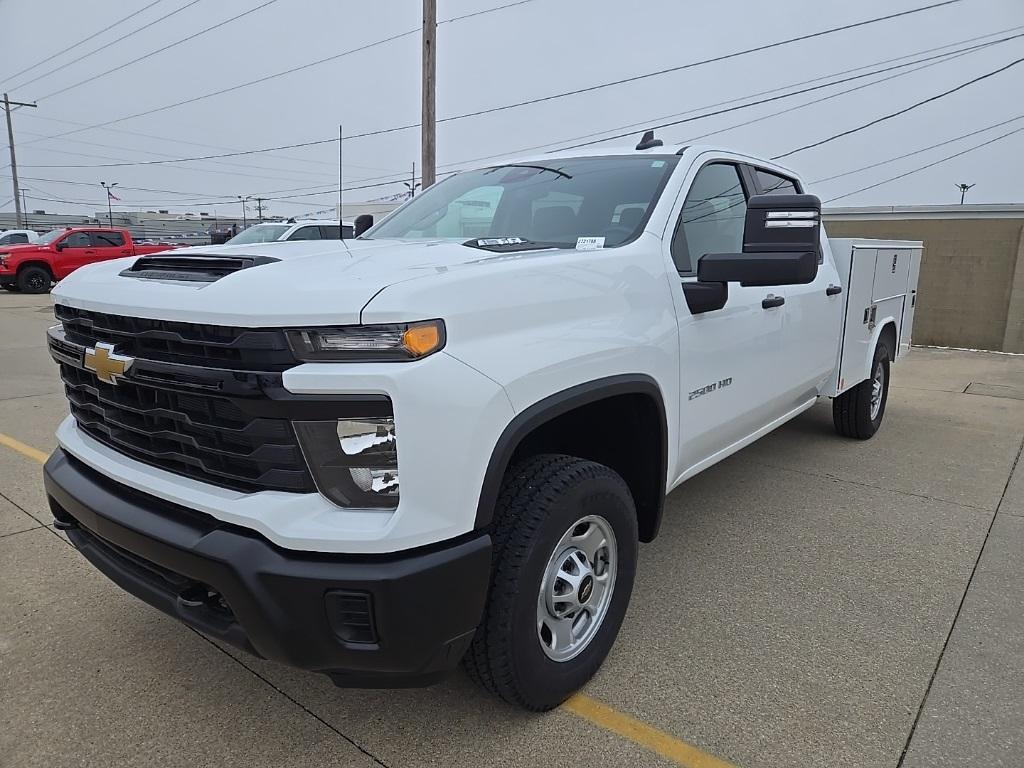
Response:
[828, 239, 922, 396]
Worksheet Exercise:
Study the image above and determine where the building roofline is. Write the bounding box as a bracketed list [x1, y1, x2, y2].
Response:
[823, 203, 1024, 220]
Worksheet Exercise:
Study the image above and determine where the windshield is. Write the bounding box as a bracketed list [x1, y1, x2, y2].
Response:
[226, 224, 290, 244]
[366, 155, 680, 247]
[37, 229, 67, 245]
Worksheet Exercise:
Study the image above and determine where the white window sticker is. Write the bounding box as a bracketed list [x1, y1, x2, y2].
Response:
[476, 237, 525, 246]
[651, 160, 666, 167]
[576, 236, 605, 251]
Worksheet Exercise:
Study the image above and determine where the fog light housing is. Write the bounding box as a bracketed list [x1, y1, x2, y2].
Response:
[294, 416, 399, 509]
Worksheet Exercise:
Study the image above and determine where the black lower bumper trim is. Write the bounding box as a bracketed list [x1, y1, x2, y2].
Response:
[44, 448, 491, 687]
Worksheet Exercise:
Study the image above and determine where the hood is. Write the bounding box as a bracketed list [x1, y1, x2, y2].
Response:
[50, 238, 534, 327]
[0, 242, 48, 252]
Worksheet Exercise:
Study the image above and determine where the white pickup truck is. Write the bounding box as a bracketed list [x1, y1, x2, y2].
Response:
[43, 135, 921, 711]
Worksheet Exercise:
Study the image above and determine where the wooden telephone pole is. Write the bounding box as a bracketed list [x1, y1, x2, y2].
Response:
[3, 93, 38, 228]
[421, 0, 436, 190]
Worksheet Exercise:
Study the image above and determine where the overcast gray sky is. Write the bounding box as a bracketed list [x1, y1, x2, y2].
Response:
[2, 0, 1022, 218]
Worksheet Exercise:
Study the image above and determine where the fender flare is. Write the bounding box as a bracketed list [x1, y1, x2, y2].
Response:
[866, 316, 899, 374]
[473, 374, 668, 535]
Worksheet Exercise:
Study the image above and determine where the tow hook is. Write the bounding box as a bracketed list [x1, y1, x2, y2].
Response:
[177, 584, 210, 609]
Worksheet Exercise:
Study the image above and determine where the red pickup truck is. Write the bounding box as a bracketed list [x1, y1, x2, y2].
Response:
[0, 227, 176, 293]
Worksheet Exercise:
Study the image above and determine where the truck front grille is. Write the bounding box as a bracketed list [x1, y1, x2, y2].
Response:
[55, 304, 297, 371]
[59, 362, 316, 494]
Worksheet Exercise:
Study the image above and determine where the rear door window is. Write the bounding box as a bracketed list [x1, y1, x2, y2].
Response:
[90, 231, 125, 247]
[754, 169, 800, 196]
[287, 226, 322, 241]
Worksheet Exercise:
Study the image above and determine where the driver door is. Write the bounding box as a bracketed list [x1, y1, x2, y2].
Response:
[668, 160, 794, 477]
[54, 231, 94, 277]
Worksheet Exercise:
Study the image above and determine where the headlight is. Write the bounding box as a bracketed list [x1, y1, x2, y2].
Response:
[286, 320, 445, 362]
[294, 416, 399, 509]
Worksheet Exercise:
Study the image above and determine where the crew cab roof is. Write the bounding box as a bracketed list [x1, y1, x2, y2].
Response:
[466, 142, 802, 183]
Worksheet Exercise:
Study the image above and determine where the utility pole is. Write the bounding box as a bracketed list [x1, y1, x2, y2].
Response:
[3, 92, 38, 229]
[421, 0, 436, 190]
[100, 181, 118, 228]
[254, 197, 265, 222]
[955, 182, 975, 205]
[344, 122, 348, 228]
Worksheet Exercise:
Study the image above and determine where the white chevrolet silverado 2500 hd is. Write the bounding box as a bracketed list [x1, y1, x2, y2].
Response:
[43, 138, 921, 710]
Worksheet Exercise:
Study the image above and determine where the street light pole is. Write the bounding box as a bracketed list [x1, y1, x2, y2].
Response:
[100, 181, 118, 228]
[955, 182, 975, 205]
[237, 195, 252, 229]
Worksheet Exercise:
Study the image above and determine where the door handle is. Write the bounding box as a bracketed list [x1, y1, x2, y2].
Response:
[762, 294, 785, 309]
[826, 284, 843, 296]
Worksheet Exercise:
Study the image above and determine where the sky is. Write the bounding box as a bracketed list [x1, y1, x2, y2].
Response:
[1, 0, 1022, 219]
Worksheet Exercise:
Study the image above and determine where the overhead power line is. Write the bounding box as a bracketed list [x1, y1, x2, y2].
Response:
[675, 34, 1023, 144]
[25, 27, 1010, 172]
[772, 55, 1024, 159]
[809, 113, 1024, 184]
[34, 0, 278, 101]
[18, 113, 403, 174]
[0, 0, 167, 86]
[27, 0, 540, 144]
[824, 125, 1024, 203]
[553, 33, 1024, 151]
[27, 0, 960, 149]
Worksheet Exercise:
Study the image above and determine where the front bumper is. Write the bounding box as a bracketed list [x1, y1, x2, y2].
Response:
[44, 448, 492, 687]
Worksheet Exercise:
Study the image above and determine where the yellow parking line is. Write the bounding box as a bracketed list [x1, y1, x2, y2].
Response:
[0, 432, 48, 464]
[0, 432, 733, 766]
[564, 694, 735, 768]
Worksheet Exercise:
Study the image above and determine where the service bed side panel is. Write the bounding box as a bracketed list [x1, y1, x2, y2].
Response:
[828, 239, 923, 395]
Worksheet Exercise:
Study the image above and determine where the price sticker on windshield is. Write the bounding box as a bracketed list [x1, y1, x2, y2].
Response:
[575, 237, 605, 251]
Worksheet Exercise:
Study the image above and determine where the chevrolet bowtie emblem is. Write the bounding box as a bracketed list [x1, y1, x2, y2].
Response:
[84, 342, 134, 385]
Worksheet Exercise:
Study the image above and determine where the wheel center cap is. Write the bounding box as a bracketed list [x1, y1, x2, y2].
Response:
[578, 575, 594, 604]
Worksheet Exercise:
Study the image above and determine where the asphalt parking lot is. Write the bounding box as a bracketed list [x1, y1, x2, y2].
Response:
[1, 290, 1022, 768]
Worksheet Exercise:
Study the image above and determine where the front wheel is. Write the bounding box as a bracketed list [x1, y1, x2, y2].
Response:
[17, 266, 52, 294]
[464, 454, 638, 711]
[833, 340, 891, 439]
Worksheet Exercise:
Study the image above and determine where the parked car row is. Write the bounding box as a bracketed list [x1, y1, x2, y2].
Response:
[0, 219, 351, 293]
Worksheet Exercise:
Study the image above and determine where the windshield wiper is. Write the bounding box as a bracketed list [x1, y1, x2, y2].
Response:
[484, 164, 573, 180]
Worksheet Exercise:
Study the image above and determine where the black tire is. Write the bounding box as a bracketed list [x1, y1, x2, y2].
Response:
[464, 454, 638, 711]
[17, 265, 52, 294]
[833, 340, 891, 439]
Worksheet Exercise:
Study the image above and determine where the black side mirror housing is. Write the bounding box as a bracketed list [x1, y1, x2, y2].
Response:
[697, 193, 821, 288]
[353, 214, 374, 237]
[55, 241, 66, 251]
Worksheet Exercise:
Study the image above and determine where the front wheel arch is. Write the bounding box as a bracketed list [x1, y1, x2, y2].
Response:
[474, 375, 668, 542]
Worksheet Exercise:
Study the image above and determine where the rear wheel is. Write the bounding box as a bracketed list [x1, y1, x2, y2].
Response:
[464, 454, 638, 711]
[17, 265, 51, 294]
[833, 340, 890, 439]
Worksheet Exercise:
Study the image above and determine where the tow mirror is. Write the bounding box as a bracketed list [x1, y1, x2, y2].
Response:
[697, 194, 821, 288]
[353, 214, 374, 237]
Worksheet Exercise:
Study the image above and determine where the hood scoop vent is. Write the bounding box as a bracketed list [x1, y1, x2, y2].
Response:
[120, 254, 280, 283]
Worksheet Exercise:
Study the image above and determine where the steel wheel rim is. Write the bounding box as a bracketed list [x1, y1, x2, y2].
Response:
[536, 514, 617, 663]
[870, 360, 885, 420]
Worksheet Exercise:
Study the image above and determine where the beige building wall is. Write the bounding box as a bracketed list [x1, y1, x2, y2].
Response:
[824, 213, 1024, 353]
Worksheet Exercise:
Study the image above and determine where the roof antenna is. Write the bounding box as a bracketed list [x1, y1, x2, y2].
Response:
[635, 129, 663, 151]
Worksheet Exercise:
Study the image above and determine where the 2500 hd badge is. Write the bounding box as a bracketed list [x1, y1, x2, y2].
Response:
[688, 377, 733, 401]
